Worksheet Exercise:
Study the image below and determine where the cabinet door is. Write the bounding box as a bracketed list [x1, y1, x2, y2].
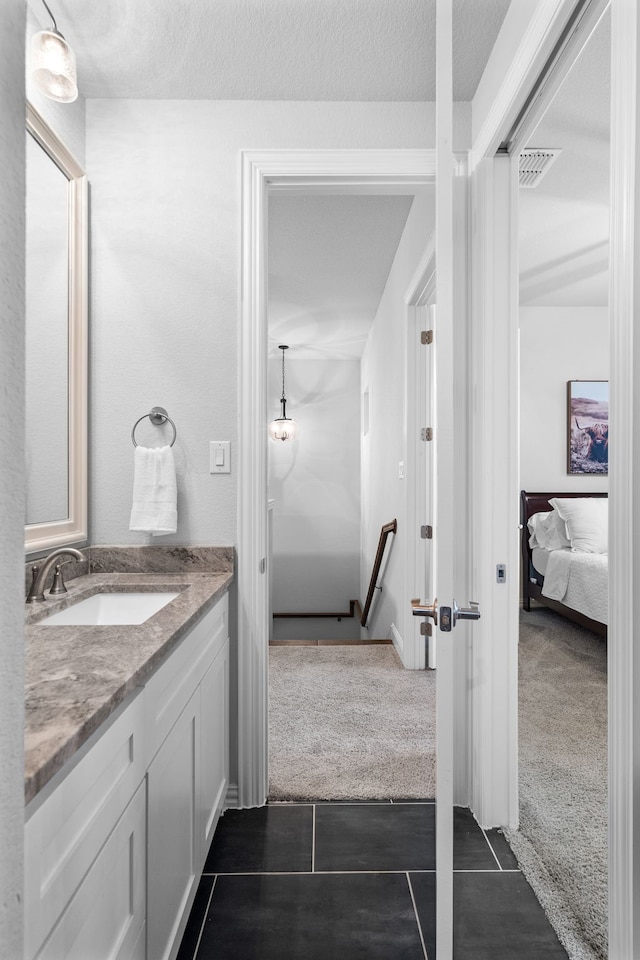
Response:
[36, 781, 146, 960]
[147, 688, 200, 960]
[200, 638, 229, 856]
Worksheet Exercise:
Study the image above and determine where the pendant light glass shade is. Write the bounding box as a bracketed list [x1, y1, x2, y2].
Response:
[268, 415, 298, 442]
[268, 345, 298, 442]
[30, 27, 78, 103]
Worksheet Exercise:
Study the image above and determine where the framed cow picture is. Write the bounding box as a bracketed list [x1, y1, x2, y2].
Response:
[567, 380, 609, 475]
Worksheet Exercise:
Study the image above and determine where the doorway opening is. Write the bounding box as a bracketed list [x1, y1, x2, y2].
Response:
[264, 181, 438, 801]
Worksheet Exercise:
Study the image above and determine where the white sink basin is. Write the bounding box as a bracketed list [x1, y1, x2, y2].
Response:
[42, 592, 180, 626]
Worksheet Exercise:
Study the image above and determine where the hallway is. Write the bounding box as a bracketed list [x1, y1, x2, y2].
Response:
[176, 801, 568, 959]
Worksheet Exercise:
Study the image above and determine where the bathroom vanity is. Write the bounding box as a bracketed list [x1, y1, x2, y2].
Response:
[24, 567, 232, 960]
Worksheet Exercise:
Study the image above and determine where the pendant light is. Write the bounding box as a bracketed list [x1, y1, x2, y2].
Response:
[268, 345, 298, 441]
[30, 0, 78, 103]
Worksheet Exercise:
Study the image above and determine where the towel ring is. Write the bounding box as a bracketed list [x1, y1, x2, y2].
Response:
[131, 406, 177, 448]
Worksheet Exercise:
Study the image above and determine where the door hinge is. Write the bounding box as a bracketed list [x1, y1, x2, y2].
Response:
[421, 330, 433, 345]
[420, 427, 433, 442]
[420, 622, 432, 637]
[420, 525, 433, 540]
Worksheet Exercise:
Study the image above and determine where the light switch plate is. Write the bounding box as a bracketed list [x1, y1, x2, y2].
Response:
[210, 441, 231, 474]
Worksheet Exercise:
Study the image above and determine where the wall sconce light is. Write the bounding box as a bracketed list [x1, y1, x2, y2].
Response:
[30, 0, 78, 103]
[268, 345, 298, 442]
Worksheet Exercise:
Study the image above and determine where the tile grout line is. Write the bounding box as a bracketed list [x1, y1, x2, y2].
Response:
[481, 827, 504, 871]
[189, 875, 217, 960]
[267, 800, 435, 806]
[406, 872, 429, 960]
[200, 869, 438, 877]
[200, 869, 520, 877]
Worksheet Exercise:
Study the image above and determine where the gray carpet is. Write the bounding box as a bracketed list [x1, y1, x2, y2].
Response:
[506, 606, 608, 960]
[268, 645, 435, 800]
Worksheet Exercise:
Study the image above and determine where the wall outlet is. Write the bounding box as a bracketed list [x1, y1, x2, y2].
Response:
[398, 461, 405, 479]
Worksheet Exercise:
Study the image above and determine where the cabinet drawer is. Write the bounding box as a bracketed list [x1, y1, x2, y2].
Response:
[35, 780, 147, 960]
[25, 692, 146, 960]
[145, 593, 228, 761]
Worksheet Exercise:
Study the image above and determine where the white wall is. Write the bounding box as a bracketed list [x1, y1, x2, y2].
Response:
[85, 101, 469, 547]
[519, 306, 609, 492]
[269, 357, 361, 641]
[361, 191, 434, 651]
[0, 2, 25, 954]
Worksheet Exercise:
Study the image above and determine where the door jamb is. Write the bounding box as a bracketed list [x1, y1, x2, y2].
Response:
[402, 244, 435, 671]
[238, 149, 437, 808]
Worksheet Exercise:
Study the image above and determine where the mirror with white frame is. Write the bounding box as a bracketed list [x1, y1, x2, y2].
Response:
[25, 103, 88, 554]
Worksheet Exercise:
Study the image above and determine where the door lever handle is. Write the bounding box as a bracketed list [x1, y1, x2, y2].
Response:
[411, 598, 438, 626]
[452, 599, 480, 627]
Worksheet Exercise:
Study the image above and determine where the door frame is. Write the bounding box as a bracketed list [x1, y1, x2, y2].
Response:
[608, 2, 639, 954]
[238, 149, 438, 808]
[402, 245, 435, 671]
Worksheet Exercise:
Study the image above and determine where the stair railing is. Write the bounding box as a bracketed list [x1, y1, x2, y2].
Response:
[272, 519, 397, 629]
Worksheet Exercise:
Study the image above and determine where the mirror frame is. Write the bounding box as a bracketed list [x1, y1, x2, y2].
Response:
[25, 103, 88, 554]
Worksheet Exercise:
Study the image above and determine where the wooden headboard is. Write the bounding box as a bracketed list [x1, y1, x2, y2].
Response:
[520, 490, 607, 636]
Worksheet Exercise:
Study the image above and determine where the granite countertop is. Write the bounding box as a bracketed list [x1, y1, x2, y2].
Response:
[24, 569, 232, 805]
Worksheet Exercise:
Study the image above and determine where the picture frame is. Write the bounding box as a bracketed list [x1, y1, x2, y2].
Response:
[567, 380, 609, 475]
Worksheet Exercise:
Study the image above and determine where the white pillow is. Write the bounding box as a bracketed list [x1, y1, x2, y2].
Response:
[527, 510, 571, 551]
[548, 497, 608, 554]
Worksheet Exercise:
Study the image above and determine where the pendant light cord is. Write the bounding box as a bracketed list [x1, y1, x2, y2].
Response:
[39, 0, 58, 32]
[280, 347, 286, 402]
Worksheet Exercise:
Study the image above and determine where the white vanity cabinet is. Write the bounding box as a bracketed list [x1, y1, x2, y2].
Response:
[145, 593, 229, 960]
[147, 687, 200, 960]
[24, 691, 148, 960]
[200, 638, 229, 853]
[24, 590, 230, 960]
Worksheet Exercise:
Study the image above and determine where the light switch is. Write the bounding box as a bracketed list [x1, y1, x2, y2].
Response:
[210, 441, 231, 474]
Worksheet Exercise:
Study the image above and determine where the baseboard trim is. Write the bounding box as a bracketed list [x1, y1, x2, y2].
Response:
[389, 623, 404, 662]
[224, 782, 239, 810]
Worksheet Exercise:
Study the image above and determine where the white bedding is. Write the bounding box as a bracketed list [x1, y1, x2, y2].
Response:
[531, 546, 551, 577]
[538, 547, 608, 625]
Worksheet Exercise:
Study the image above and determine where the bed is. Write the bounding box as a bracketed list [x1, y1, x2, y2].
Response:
[521, 491, 608, 638]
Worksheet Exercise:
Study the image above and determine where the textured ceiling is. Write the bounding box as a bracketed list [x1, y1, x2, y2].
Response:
[268, 194, 424, 358]
[39, 0, 510, 101]
[519, 9, 610, 307]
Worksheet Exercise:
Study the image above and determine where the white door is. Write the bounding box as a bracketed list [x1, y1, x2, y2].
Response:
[411, 190, 476, 960]
[436, 2, 479, 955]
[412, 267, 476, 958]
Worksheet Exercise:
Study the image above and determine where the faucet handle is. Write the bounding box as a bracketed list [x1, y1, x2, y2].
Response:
[49, 560, 73, 596]
[26, 565, 40, 603]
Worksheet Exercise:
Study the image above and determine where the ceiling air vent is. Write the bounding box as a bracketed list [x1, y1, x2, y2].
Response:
[519, 148, 561, 188]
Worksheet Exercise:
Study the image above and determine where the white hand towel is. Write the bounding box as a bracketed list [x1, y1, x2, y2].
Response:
[129, 444, 178, 536]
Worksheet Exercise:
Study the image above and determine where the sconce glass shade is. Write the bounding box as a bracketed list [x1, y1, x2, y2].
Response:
[30, 29, 78, 103]
[268, 416, 298, 442]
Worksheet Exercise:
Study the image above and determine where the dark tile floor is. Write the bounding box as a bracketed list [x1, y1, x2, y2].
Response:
[176, 801, 569, 960]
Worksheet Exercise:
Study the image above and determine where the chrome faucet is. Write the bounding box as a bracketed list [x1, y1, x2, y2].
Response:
[26, 547, 87, 603]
